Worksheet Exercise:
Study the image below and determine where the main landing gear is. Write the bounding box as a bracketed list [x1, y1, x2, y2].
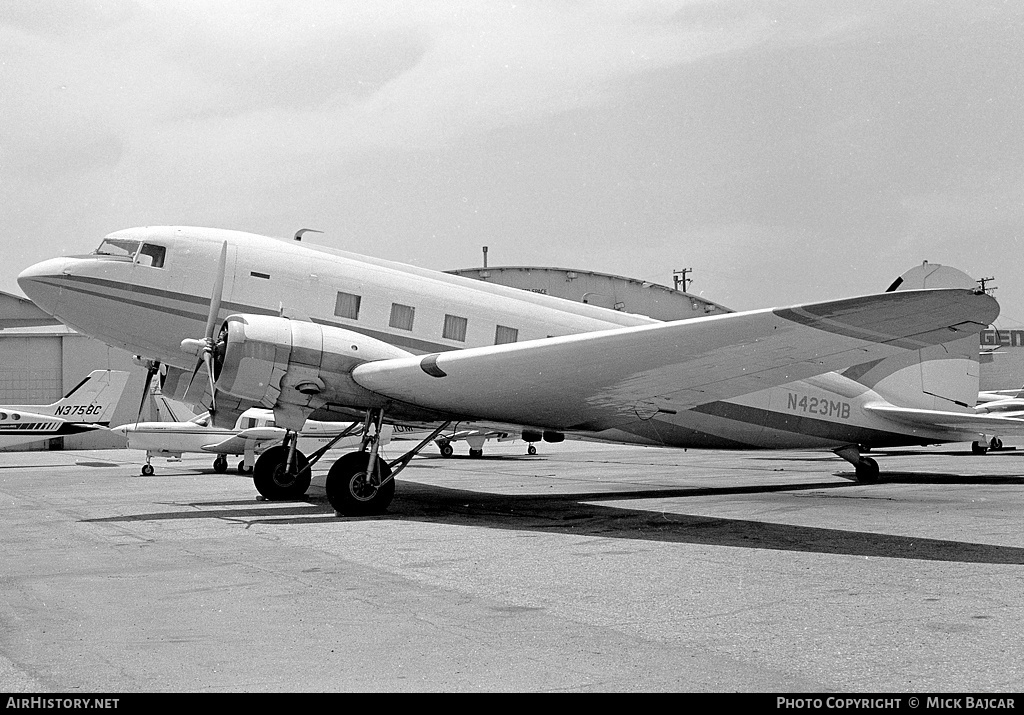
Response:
[833, 445, 879, 483]
[325, 410, 450, 517]
[249, 409, 451, 517]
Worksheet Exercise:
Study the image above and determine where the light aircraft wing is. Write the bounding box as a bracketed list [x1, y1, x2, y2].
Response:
[200, 427, 285, 453]
[352, 289, 997, 432]
[863, 404, 1024, 433]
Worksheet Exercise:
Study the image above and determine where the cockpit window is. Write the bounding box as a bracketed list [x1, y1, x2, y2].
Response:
[94, 238, 140, 259]
[137, 243, 166, 268]
[93, 239, 166, 268]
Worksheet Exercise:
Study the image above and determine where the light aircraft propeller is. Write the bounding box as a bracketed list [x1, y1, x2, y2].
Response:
[180, 241, 228, 417]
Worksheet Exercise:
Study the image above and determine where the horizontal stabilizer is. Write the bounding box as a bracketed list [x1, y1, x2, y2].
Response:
[865, 403, 1024, 434]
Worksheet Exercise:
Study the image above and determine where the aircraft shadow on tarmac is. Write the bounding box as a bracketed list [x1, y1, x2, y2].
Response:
[83, 475, 1024, 566]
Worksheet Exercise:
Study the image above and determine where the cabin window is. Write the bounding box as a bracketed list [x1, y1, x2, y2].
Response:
[334, 291, 361, 320]
[242, 417, 256, 428]
[443, 314, 468, 342]
[389, 303, 415, 331]
[495, 325, 519, 344]
[136, 243, 166, 268]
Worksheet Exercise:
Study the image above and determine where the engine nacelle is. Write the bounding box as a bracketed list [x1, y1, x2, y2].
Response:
[214, 314, 414, 410]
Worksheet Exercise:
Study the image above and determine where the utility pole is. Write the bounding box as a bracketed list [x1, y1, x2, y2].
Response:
[978, 276, 996, 295]
[482, 246, 488, 268]
[673, 268, 693, 293]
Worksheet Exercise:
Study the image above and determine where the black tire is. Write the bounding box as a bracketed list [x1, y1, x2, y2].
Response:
[237, 460, 252, 475]
[469, 448, 484, 458]
[972, 441, 988, 455]
[213, 456, 228, 473]
[326, 452, 395, 516]
[252, 446, 311, 500]
[990, 437, 1004, 451]
[855, 457, 879, 484]
[438, 441, 454, 458]
[141, 464, 154, 476]
[527, 444, 537, 455]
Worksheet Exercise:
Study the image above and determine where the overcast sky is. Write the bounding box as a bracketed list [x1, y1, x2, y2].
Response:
[2, 1, 1022, 323]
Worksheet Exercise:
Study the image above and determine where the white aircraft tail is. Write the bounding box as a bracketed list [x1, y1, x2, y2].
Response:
[23, 370, 131, 425]
[843, 263, 987, 410]
[152, 394, 204, 423]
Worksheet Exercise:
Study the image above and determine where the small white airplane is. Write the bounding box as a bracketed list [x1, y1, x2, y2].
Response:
[112, 395, 387, 485]
[0, 370, 130, 450]
[18, 227, 1022, 517]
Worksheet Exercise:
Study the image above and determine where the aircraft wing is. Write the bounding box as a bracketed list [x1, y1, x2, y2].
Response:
[864, 404, 1024, 434]
[352, 289, 998, 432]
[201, 427, 285, 454]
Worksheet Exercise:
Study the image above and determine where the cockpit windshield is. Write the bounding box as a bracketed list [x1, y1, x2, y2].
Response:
[94, 238, 140, 259]
[93, 238, 166, 268]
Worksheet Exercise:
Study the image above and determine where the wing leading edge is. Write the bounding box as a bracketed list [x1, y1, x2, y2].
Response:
[351, 288, 998, 433]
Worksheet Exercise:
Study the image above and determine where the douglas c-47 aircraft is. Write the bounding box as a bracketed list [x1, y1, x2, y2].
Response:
[0, 370, 129, 450]
[17, 227, 1024, 515]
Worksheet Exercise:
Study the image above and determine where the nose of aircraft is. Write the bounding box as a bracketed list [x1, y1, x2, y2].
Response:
[17, 257, 69, 316]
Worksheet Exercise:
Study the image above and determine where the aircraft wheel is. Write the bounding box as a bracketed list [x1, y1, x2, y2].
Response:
[213, 455, 228, 473]
[469, 448, 484, 458]
[141, 464, 154, 476]
[990, 437, 1003, 450]
[326, 452, 395, 516]
[237, 460, 252, 475]
[252, 446, 311, 500]
[527, 444, 537, 455]
[855, 457, 879, 484]
[438, 440, 454, 458]
[972, 441, 988, 455]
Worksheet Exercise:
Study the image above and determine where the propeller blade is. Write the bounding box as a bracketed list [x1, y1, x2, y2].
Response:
[204, 241, 228, 343]
[182, 357, 203, 402]
[135, 366, 156, 426]
[203, 351, 217, 415]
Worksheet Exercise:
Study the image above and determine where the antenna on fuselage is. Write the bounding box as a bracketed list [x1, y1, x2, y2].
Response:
[294, 228, 323, 241]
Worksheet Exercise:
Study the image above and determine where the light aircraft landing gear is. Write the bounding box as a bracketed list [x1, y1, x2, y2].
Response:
[252, 436, 310, 500]
[141, 463, 154, 476]
[527, 444, 537, 455]
[834, 445, 879, 484]
[213, 455, 228, 473]
[436, 439, 454, 458]
[237, 460, 252, 475]
[972, 440, 988, 455]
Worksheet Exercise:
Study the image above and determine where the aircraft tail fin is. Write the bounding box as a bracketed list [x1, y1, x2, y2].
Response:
[845, 263, 987, 410]
[152, 394, 201, 423]
[38, 370, 131, 425]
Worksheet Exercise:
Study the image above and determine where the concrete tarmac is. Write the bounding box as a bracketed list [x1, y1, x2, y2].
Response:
[1, 439, 1023, 693]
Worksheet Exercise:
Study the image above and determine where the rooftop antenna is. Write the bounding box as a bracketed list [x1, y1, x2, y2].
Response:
[294, 228, 323, 242]
[482, 246, 488, 268]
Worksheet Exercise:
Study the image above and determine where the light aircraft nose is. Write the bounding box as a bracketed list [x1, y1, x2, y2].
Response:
[17, 257, 70, 316]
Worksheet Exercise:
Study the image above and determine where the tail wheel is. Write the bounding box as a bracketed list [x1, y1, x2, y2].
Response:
[253, 445, 311, 500]
[855, 457, 879, 484]
[326, 452, 395, 516]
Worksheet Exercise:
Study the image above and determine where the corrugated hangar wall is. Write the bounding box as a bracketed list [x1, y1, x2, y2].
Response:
[0, 292, 148, 450]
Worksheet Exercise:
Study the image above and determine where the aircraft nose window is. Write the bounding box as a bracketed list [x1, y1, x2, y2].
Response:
[94, 238, 140, 259]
